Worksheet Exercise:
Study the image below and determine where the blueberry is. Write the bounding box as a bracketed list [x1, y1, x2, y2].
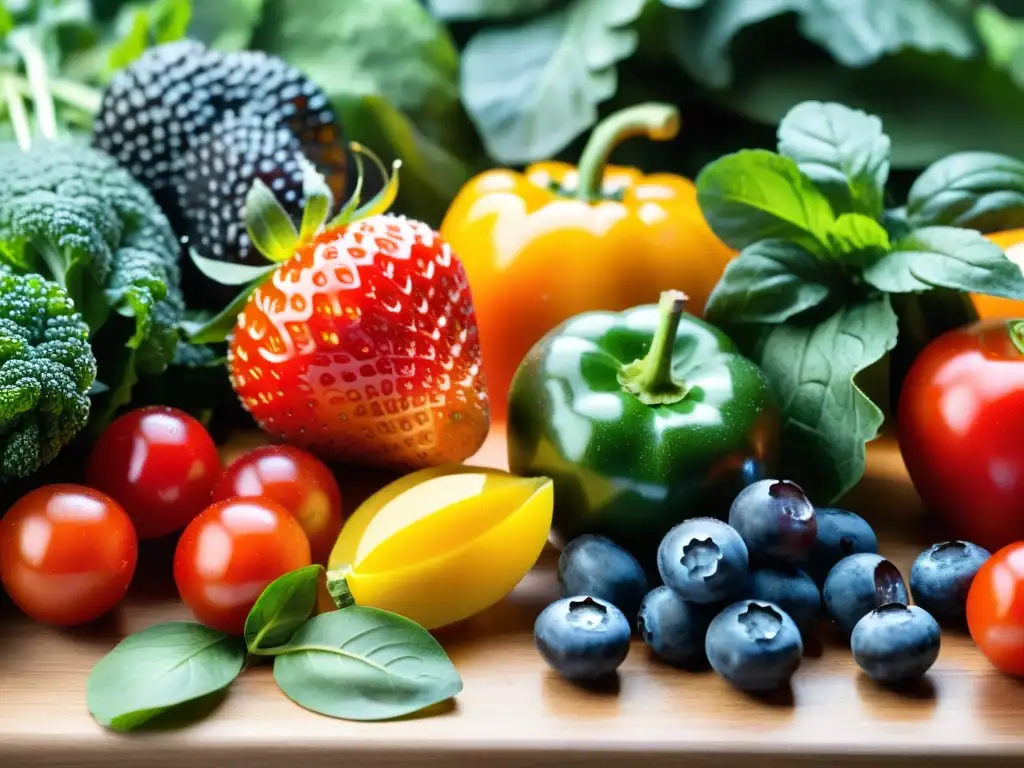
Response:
[803, 507, 878, 586]
[728, 479, 816, 563]
[823, 553, 909, 636]
[558, 535, 649, 621]
[744, 567, 820, 632]
[534, 596, 631, 680]
[636, 586, 716, 667]
[910, 541, 991, 623]
[851, 603, 941, 684]
[658, 517, 749, 604]
[705, 600, 803, 692]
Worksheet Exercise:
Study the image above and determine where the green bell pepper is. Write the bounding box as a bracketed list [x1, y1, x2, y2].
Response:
[507, 290, 780, 567]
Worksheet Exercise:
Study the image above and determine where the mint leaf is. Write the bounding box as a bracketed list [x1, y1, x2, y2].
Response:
[87, 622, 246, 732]
[827, 213, 891, 266]
[751, 294, 899, 503]
[705, 240, 834, 325]
[245, 565, 323, 653]
[906, 151, 1024, 232]
[272, 607, 463, 721]
[460, 0, 645, 163]
[777, 101, 890, 218]
[695, 149, 835, 252]
[668, 0, 801, 89]
[863, 226, 1024, 299]
[797, 0, 976, 68]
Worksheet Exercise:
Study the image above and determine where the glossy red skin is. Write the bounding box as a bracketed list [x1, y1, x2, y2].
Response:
[211, 445, 343, 564]
[228, 213, 490, 471]
[967, 542, 1024, 676]
[173, 497, 312, 635]
[899, 320, 1024, 553]
[0, 484, 138, 627]
[86, 406, 222, 540]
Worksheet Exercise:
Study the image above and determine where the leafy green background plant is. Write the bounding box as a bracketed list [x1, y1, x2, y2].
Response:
[696, 99, 1024, 505]
[6, 0, 1024, 227]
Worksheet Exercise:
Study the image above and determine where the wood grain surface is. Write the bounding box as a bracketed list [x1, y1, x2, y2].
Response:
[3, 427, 1024, 768]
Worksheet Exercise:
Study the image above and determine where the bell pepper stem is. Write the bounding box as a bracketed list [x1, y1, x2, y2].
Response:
[1008, 320, 1024, 355]
[618, 290, 690, 406]
[575, 103, 680, 203]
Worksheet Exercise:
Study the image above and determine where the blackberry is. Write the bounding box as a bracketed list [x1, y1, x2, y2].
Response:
[92, 40, 348, 306]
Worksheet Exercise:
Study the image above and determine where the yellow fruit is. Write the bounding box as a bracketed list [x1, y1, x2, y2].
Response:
[318, 465, 553, 629]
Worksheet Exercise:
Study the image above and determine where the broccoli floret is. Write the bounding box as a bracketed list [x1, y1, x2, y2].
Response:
[0, 271, 96, 480]
[0, 139, 185, 431]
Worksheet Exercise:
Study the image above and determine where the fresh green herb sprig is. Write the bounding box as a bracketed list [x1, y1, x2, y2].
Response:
[696, 99, 1024, 505]
[86, 565, 463, 730]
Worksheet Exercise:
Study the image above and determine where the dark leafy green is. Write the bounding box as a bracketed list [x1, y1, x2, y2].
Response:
[86, 622, 246, 732]
[906, 151, 1024, 232]
[244, 564, 323, 653]
[705, 240, 833, 325]
[272, 607, 463, 722]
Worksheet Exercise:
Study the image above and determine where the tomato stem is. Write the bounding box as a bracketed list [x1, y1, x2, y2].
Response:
[574, 103, 680, 203]
[1008, 320, 1024, 356]
[617, 290, 691, 406]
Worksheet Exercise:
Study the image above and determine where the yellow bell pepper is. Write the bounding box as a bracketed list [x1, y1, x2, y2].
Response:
[975, 228, 1024, 318]
[319, 465, 553, 629]
[440, 103, 735, 421]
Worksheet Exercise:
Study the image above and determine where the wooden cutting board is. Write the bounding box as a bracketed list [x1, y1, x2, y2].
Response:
[2, 426, 1023, 768]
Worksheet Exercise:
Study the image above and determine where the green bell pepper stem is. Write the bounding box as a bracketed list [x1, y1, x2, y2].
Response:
[574, 103, 680, 203]
[618, 290, 691, 405]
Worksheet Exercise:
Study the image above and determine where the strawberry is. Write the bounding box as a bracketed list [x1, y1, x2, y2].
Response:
[189, 147, 490, 469]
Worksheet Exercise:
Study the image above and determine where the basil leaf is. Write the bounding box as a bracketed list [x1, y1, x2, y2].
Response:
[906, 151, 1024, 232]
[749, 294, 899, 504]
[87, 622, 246, 732]
[245, 565, 323, 653]
[863, 226, 1024, 299]
[705, 240, 833, 325]
[826, 213, 891, 266]
[272, 607, 463, 721]
[777, 101, 890, 218]
[460, 0, 645, 163]
[695, 149, 835, 252]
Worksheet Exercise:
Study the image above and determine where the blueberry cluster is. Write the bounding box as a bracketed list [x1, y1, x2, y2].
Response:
[534, 478, 991, 691]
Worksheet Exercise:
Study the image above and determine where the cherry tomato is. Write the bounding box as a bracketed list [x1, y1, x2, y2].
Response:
[86, 406, 222, 539]
[0, 484, 138, 627]
[898, 319, 1024, 552]
[173, 497, 312, 635]
[967, 541, 1024, 676]
[212, 445, 343, 563]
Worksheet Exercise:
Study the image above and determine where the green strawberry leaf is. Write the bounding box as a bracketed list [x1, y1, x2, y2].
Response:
[705, 240, 835, 325]
[777, 101, 890, 219]
[863, 226, 1024, 299]
[906, 151, 1024, 232]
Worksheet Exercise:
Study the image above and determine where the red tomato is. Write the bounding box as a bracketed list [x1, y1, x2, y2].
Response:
[212, 445, 343, 563]
[173, 497, 312, 635]
[0, 484, 138, 627]
[967, 541, 1024, 675]
[86, 406, 222, 539]
[899, 320, 1024, 552]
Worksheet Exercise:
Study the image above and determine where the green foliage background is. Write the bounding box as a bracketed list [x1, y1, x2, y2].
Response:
[4, 0, 1024, 226]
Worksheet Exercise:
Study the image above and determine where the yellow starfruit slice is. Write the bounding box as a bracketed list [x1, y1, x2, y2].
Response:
[319, 465, 553, 629]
